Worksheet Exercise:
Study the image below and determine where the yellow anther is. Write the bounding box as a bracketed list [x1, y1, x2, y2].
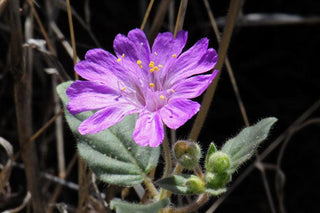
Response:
[154, 52, 158, 56]
[137, 60, 142, 65]
[150, 68, 155, 73]
[154, 66, 159, 71]
[158, 64, 163, 68]
[149, 83, 155, 88]
[172, 54, 177, 58]
[170, 89, 175, 93]
[121, 87, 127, 91]
[160, 95, 165, 100]
[149, 61, 155, 68]
[139, 65, 143, 68]
[117, 58, 121, 62]
[122, 53, 125, 58]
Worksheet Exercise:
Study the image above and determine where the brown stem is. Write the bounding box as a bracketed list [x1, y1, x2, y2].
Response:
[148, 0, 171, 40]
[189, 0, 243, 141]
[140, 0, 155, 30]
[203, 0, 249, 127]
[163, 193, 209, 213]
[8, 0, 45, 212]
[173, 0, 188, 37]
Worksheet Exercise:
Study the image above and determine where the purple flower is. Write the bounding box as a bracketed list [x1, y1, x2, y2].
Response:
[67, 29, 218, 147]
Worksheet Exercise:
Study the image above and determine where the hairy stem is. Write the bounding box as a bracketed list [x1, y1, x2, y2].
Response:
[160, 134, 171, 199]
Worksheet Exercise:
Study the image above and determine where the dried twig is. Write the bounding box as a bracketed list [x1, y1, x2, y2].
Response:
[8, 0, 44, 211]
[149, 0, 171, 40]
[140, 0, 155, 30]
[206, 99, 320, 213]
[203, 0, 249, 126]
[189, 0, 243, 140]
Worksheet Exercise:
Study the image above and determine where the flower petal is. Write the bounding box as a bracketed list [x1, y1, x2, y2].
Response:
[172, 30, 188, 55]
[128, 29, 151, 64]
[78, 104, 137, 135]
[160, 99, 200, 129]
[83, 48, 138, 87]
[113, 33, 139, 66]
[74, 60, 121, 89]
[172, 70, 218, 99]
[133, 111, 164, 147]
[151, 32, 175, 66]
[167, 39, 217, 84]
[66, 81, 121, 115]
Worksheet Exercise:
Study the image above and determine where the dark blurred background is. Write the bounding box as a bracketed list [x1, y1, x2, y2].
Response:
[0, 0, 319, 212]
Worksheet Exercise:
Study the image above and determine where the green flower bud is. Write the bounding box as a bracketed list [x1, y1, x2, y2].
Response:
[173, 140, 201, 170]
[207, 151, 231, 174]
[205, 172, 231, 189]
[186, 175, 205, 194]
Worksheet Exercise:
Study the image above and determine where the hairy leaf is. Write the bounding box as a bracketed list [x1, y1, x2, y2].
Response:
[57, 81, 160, 186]
[222, 117, 277, 173]
[110, 198, 169, 213]
[156, 175, 200, 195]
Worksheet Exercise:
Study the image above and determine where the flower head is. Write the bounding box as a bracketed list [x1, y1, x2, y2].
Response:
[67, 29, 218, 147]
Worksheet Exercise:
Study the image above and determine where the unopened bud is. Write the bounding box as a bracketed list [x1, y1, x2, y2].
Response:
[205, 172, 230, 189]
[208, 151, 231, 174]
[173, 140, 201, 170]
[186, 175, 205, 194]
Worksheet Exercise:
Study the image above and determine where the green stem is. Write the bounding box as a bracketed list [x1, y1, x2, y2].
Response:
[143, 176, 159, 198]
[159, 134, 171, 199]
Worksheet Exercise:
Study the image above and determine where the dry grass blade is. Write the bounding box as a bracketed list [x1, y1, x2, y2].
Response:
[66, 0, 78, 80]
[173, 0, 188, 37]
[149, 0, 171, 40]
[9, 0, 44, 211]
[140, 0, 155, 30]
[0, 137, 13, 193]
[206, 99, 320, 213]
[2, 192, 32, 213]
[189, 0, 243, 141]
[203, 0, 249, 126]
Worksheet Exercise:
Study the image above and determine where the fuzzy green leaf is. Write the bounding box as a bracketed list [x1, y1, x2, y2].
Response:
[205, 188, 227, 196]
[205, 143, 217, 171]
[221, 117, 277, 173]
[57, 81, 160, 186]
[156, 175, 205, 195]
[110, 198, 169, 213]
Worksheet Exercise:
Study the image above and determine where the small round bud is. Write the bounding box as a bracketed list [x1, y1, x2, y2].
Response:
[208, 151, 231, 173]
[186, 175, 205, 194]
[205, 172, 231, 189]
[173, 140, 201, 170]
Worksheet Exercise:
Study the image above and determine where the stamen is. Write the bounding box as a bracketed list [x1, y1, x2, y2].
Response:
[154, 66, 159, 71]
[150, 68, 155, 73]
[149, 83, 155, 87]
[149, 61, 155, 68]
[122, 53, 125, 58]
[154, 52, 158, 56]
[121, 87, 127, 91]
[117, 58, 121, 62]
[158, 64, 163, 68]
[137, 60, 143, 68]
[160, 95, 165, 100]
[170, 89, 175, 93]
[172, 54, 177, 58]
